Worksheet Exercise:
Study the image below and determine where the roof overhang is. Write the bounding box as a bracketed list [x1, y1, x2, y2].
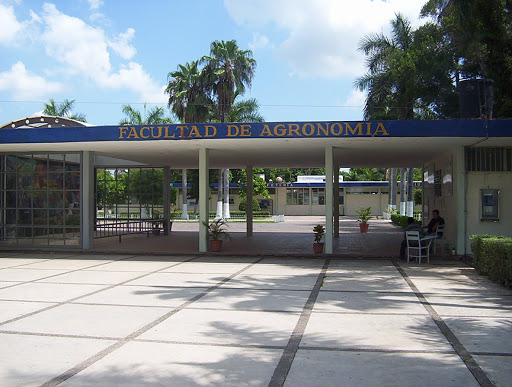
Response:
[1, 120, 510, 168]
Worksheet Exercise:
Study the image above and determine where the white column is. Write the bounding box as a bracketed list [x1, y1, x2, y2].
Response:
[400, 167, 406, 215]
[199, 148, 209, 253]
[406, 167, 414, 217]
[181, 168, 189, 220]
[216, 169, 223, 219]
[223, 168, 230, 219]
[81, 151, 95, 249]
[325, 146, 334, 254]
[455, 146, 466, 255]
[246, 166, 253, 237]
[334, 164, 340, 238]
[163, 166, 171, 235]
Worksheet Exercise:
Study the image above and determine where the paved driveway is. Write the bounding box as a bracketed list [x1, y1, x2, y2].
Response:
[0, 252, 511, 386]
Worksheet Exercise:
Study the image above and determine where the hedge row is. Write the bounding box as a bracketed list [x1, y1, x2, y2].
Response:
[470, 234, 512, 287]
[172, 211, 272, 218]
[391, 214, 421, 228]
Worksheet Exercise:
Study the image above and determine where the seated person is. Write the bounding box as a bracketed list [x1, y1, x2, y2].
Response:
[424, 209, 445, 236]
[399, 217, 425, 261]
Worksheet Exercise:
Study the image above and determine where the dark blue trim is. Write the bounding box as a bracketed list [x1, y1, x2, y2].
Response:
[1, 120, 510, 144]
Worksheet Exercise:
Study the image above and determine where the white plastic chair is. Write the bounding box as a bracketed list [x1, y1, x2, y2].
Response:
[432, 225, 445, 254]
[406, 231, 434, 264]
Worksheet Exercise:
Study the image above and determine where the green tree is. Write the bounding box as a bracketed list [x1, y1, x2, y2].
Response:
[341, 168, 387, 181]
[165, 60, 212, 123]
[421, 0, 512, 117]
[96, 169, 127, 210]
[43, 99, 86, 122]
[202, 39, 257, 123]
[119, 104, 173, 125]
[355, 14, 457, 120]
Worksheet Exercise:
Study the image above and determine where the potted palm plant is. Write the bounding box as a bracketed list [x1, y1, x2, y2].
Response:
[202, 218, 230, 252]
[355, 207, 372, 233]
[313, 224, 325, 253]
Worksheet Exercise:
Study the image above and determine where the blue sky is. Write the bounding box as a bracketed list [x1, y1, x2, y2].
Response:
[0, 0, 427, 126]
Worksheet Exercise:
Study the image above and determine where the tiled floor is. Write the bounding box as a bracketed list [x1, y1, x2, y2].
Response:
[0, 253, 510, 386]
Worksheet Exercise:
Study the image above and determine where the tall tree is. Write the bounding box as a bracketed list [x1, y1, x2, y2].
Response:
[202, 40, 257, 219]
[43, 99, 86, 122]
[201, 39, 257, 123]
[165, 60, 212, 123]
[421, 0, 512, 117]
[355, 14, 457, 120]
[119, 104, 173, 125]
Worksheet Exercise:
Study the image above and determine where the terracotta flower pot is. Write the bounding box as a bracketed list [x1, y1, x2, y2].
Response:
[210, 239, 223, 252]
[152, 229, 161, 236]
[359, 223, 369, 233]
[313, 242, 324, 253]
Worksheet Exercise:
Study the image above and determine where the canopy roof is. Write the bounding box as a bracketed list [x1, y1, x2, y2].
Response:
[1, 118, 510, 168]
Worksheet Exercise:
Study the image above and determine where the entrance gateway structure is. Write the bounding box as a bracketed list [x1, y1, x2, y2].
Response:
[0, 118, 511, 254]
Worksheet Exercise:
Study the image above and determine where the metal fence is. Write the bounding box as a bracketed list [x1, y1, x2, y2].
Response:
[95, 218, 163, 241]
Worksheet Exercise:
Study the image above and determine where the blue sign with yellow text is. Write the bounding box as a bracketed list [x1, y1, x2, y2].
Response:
[0, 120, 509, 144]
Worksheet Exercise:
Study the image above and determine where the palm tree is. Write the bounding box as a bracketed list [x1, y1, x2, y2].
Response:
[165, 60, 211, 123]
[202, 40, 257, 219]
[202, 39, 257, 124]
[43, 99, 86, 122]
[355, 14, 417, 211]
[222, 93, 264, 123]
[119, 104, 173, 125]
[355, 14, 416, 120]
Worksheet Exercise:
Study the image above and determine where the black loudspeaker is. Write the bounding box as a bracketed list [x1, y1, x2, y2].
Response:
[458, 78, 494, 119]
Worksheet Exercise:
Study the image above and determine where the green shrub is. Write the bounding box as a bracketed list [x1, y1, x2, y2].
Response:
[391, 214, 421, 228]
[239, 197, 261, 212]
[470, 234, 512, 287]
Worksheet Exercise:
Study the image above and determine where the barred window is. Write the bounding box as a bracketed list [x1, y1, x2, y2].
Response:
[465, 147, 511, 172]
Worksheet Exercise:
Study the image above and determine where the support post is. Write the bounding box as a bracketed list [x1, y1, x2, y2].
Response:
[325, 146, 334, 254]
[334, 164, 340, 238]
[406, 167, 414, 217]
[199, 148, 209, 253]
[216, 169, 223, 219]
[81, 151, 95, 249]
[181, 168, 188, 220]
[455, 146, 466, 255]
[223, 168, 230, 219]
[163, 166, 171, 235]
[246, 165, 253, 237]
[400, 167, 406, 215]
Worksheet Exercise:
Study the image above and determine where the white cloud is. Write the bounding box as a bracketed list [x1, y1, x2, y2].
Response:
[344, 89, 365, 107]
[0, 62, 63, 99]
[249, 32, 271, 50]
[107, 28, 136, 60]
[87, 0, 103, 10]
[98, 62, 167, 104]
[33, 3, 161, 102]
[41, 3, 111, 76]
[0, 3, 22, 44]
[225, 0, 427, 79]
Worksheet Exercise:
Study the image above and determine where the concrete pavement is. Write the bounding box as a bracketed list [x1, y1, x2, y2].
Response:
[0, 252, 511, 386]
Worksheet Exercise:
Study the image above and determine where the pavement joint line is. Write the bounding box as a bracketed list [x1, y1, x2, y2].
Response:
[0, 329, 121, 341]
[471, 352, 512, 357]
[0, 255, 199, 327]
[0, 254, 141, 291]
[0, 253, 82, 270]
[133, 338, 288, 350]
[39, 256, 265, 387]
[394, 262, 495, 387]
[298, 346, 457, 354]
[268, 258, 330, 387]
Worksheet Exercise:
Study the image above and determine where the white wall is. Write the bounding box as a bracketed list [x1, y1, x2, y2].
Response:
[466, 172, 512, 240]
